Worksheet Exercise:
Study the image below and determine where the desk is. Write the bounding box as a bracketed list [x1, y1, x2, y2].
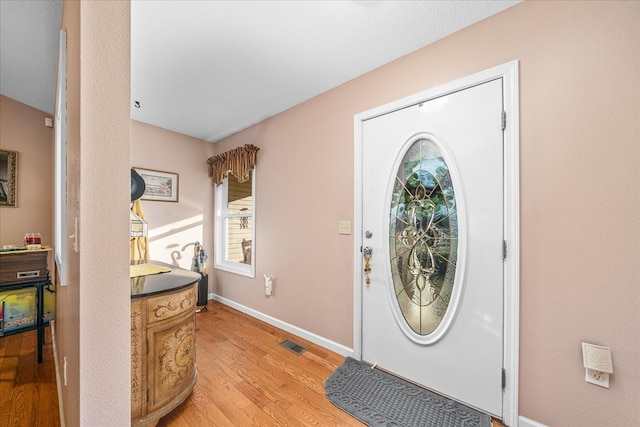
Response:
[0, 247, 54, 363]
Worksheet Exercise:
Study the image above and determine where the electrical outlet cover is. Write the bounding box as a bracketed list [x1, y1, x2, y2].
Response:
[585, 368, 610, 388]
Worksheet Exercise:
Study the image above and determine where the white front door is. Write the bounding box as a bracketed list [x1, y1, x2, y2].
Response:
[360, 78, 504, 417]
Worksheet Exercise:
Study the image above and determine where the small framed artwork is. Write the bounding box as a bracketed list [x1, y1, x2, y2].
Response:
[135, 167, 179, 202]
[0, 149, 18, 207]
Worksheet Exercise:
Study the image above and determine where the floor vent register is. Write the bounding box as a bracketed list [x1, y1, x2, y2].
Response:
[279, 338, 307, 355]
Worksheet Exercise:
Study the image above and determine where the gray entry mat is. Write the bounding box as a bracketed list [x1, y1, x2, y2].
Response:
[325, 357, 492, 427]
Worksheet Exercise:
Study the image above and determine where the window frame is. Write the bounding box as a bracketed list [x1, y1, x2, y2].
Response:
[54, 30, 68, 286]
[214, 169, 255, 278]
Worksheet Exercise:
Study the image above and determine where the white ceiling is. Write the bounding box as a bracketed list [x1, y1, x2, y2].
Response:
[1, 1, 520, 143]
[0, 0, 63, 116]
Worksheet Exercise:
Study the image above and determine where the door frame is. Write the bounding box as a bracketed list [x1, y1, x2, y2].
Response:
[353, 60, 520, 425]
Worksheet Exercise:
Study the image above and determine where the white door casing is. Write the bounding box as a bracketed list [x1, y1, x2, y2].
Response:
[353, 61, 520, 425]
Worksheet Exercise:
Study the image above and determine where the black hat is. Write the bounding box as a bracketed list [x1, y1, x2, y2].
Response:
[131, 169, 146, 201]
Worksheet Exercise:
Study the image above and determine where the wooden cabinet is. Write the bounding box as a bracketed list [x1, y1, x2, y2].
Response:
[0, 249, 49, 285]
[131, 280, 197, 427]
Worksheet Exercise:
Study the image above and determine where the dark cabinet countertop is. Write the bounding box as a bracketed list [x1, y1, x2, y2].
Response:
[131, 260, 201, 298]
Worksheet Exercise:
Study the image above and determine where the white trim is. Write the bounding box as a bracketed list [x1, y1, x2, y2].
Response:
[353, 60, 519, 426]
[210, 294, 354, 358]
[502, 60, 521, 427]
[519, 415, 548, 427]
[214, 169, 256, 278]
[54, 29, 68, 286]
[50, 321, 67, 427]
[353, 114, 364, 360]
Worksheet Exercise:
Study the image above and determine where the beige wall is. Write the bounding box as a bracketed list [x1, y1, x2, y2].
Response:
[212, 1, 639, 425]
[56, 1, 132, 426]
[0, 95, 53, 251]
[56, 2, 80, 423]
[9, 0, 636, 425]
[131, 120, 214, 271]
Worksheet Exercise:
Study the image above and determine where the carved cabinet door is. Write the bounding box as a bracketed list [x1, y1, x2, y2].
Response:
[131, 299, 145, 419]
[146, 312, 197, 414]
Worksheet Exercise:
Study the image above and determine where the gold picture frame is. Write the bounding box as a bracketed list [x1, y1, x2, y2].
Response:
[0, 149, 17, 207]
[134, 167, 179, 202]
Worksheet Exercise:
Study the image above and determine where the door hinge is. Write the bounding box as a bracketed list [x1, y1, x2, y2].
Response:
[502, 368, 506, 389]
[502, 240, 507, 260]
[501, 111, 507, 131]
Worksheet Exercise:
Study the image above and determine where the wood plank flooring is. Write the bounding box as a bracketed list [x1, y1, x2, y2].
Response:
[0, 328, 60, 427]
[158, 302, 364, 427]
[0, 301, 506, 426]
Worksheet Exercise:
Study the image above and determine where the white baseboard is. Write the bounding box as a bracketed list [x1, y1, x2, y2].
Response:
[518, 415, 547, 427]
[209, 294, 353, 358]
[50, 321, 66, 427]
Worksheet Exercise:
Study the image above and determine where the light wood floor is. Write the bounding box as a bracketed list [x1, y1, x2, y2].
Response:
[0, 328, 60, 427]
[158, 302, 364, 426]
[0, 302, 506, 426]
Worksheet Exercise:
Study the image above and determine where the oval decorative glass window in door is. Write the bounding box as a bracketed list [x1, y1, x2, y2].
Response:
[389, 137, 461, 337]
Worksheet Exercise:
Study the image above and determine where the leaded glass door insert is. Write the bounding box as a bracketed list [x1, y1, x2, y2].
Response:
[389, 137, 465, 339]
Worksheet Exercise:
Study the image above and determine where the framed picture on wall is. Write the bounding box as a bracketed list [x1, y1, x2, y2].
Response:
[0, 149, 18, 207]
[134, 167, 179, 202]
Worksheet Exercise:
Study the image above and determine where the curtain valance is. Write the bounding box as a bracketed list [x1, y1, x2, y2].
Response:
[207, 144, 260, 185]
